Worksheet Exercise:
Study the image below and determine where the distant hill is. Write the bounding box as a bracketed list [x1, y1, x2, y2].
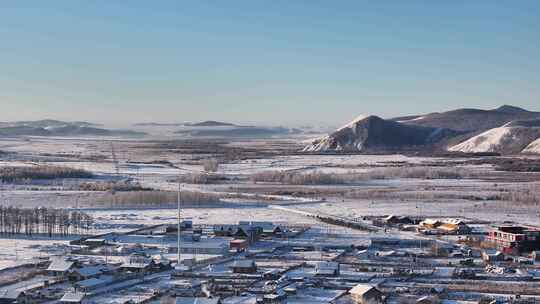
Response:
[176, 126, 300, 138]
[133, 122, 185, 127]
[0, 120, 145, 137]
[0, 119, 98, 129]
[185, 121, 237, 127]
[304, 115, 460, 152]
[393, 105, 540, 132]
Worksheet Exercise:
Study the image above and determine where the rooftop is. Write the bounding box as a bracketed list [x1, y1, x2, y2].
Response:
[60, 292, 86, 303]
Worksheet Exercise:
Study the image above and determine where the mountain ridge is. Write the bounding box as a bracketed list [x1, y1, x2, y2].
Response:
[304, 115, 460, 152]
[305, 105, 540, 154]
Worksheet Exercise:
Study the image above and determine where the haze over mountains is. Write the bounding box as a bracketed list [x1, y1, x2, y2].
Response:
[3, 105, 540, 155]
[175, 126, 302, 138]
[0, 120, 145, 137]
[134, 120, 237, 127]
[304, 105, 540, 155]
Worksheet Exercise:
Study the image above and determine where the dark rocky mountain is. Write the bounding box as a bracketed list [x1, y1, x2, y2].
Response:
[304, 116, 460, 152]
[393, 105, 540, 132]
[505, 118, 540, 128]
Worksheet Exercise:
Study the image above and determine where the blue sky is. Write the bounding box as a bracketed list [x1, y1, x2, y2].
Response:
[0, 1, 538, 126]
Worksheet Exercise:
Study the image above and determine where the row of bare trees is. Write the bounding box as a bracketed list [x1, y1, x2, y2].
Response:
[250, 167, 472, 185]
[95, 190, 222, 207]
[0, 206, 93, 236]
[0, 165, 93, 183]
[251, 170, 348, 185]
[500, 184, 540, 205]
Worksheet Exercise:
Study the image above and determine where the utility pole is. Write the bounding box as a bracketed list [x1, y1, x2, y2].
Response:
[110, 142, 120, 177]
[177, 180, 182, 267]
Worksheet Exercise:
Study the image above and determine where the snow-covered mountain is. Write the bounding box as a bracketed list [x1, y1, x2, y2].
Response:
[523, 138, 540, 154]
[393, 105, 540, 132]
[303, 105, 540, 154]
[448, 119, 540, 154]
[303, 115, 458, 152]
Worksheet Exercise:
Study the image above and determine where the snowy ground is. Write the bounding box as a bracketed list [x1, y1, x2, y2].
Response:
[1, 136, 540, 273]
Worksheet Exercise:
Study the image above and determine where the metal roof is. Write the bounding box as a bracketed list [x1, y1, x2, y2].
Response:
[349, 284, 379, 296]
[75, 276, 113, 289]
[175, 297, 220, 304]
[47, 258, 75, 272]
[74, 265, 107, 277]
[230, 260, 256, 268]
[60, 292, 86, 303]
[0, 289, 24, 300]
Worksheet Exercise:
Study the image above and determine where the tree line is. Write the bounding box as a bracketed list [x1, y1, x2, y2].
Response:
[0, 206, 93, 236]
[250, 167, 471, 185]
[94, 190, 222, 207]
[0, 165, 93, 183]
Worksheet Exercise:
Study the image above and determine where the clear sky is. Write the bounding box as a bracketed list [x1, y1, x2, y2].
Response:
[0, 1, 539, 126]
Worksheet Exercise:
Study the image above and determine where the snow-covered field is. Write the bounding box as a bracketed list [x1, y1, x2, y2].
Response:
[1, 136, 539, 272]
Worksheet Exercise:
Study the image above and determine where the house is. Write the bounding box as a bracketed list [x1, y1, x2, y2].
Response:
[370, 237, 401, 247]
[166, 221, 193, 234]
[234, 225, 262, 242]
[214, 222, 268, 241]
[75, 276, 114, 292]
[60, 292, 87, 304]
[0, 290, 28, 304]
[81, 238, 106, 247]
[349, 284, 383, 304]
[481, 249, 504, 263]
[487, 225, 540, 254]
[420, 219, 442, 229]
[262, 292, 286, 303]
[437, 219, 471, 235]
[69, 265, 109, 281]
[120, 254, 155, 273]
[174, 240, 229, 255]
[238, 221, 282, 237]
[115, 244, 144, 255]
[384, 215, 413, 225]
[175, 297, 220, 304]
[230, 239, 249, 252]
[230, 260, 257, 274]
[416, 296, 439, 304]
[47, 258, 76, 277]
[419, 219, 471, 235]
[213, 225, 238, 237]
[315, 261, 340, 276]
[154, 254, 172, 269]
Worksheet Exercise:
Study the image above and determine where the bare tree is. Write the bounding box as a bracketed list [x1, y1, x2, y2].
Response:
[0, 206, 92, 237]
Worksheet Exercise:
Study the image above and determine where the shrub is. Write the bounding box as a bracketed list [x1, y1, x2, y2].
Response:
[202, 158, 219, 172]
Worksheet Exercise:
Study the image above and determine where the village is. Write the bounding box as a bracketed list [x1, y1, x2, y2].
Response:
[1, 210, 540, 304]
